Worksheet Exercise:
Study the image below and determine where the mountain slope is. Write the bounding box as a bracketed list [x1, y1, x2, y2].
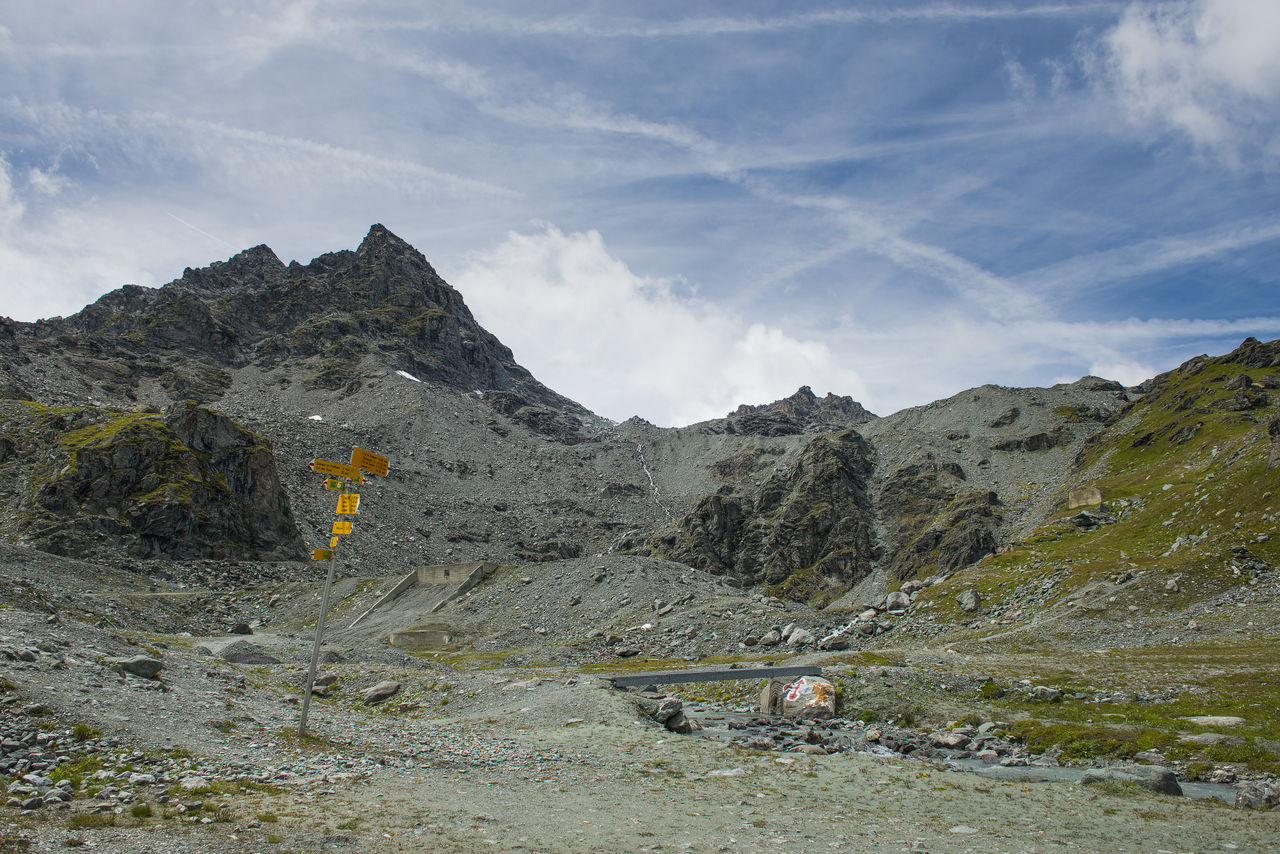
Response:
[3, 225, 1270, 607]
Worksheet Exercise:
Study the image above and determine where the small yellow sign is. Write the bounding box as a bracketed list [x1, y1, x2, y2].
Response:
[323, 478, 345, 491]
[311, 458, 358, 480]
[332, 520, 352, 535]
[351, 447, 391, 477]
[335, 494, 361, 515]
[329, 536, 339, 548]
[310, 548, 332, 561]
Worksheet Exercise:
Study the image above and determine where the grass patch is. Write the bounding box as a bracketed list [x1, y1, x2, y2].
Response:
[50, 756, 103, 787]
[71, 724, 100, 742]
[67, 814, 115, 830]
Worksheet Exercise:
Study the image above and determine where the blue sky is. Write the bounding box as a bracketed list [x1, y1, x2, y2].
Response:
[1, 1, 1278, 425]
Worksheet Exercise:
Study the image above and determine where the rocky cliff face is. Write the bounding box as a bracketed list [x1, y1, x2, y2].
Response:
[0, 400, 303, 560]
[645, 430, 876, 600]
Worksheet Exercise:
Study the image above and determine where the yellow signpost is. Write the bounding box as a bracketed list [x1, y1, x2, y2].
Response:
[351, 447, 390, 477]
[299, 446, 391, 737]
[309, 458, 359, 480]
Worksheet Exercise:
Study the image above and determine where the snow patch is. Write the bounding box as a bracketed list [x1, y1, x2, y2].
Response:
[308, 415, 323, 421]
[396, 370, 422, 383]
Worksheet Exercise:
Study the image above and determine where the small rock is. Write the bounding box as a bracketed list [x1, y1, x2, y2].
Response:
[956, 589, 981, 613]
[361, 681, 401, 705]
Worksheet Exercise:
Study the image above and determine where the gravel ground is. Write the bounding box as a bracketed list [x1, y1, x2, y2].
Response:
[3, 545, 1280, 853]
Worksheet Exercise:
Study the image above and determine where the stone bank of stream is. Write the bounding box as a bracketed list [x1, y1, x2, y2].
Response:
[682, 702, 1239, 804]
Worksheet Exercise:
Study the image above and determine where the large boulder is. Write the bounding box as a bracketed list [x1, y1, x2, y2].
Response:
[1080, 765, 1182, 796]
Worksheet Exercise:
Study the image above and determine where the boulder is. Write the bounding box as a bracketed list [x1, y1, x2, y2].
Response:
[930, 731, 970, 749]
[209, 640, 280, 665]
[109, 655, 163, 679]
[957, 589, 981, 613]
[361, 680, 401, 705]
[885, 591, 911, 611]
[817, 631, 851, 651]
[787, 628, 816, 646]
[1235, 780, 1280, 810]
[758, 629, 782, 646]
[781, 676, 837, 721]
[1080, 765, 1182, 796]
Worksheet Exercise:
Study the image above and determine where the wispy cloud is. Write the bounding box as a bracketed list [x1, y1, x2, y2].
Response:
[343, 3, 1125, 39]
[1019, 216, 1280, 295]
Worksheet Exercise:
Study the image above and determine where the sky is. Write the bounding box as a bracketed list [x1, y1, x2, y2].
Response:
[1, 1, 1278, 426]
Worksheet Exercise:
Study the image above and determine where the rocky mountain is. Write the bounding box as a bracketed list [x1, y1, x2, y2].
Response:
[0, 225, 1274, 610]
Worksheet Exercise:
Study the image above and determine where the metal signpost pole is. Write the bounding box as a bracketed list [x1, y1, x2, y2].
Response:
[298, 448, 387, 738]
[299, 543, 341, 738]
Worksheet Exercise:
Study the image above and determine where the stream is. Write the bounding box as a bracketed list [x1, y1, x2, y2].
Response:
[687, 705, 1238, 804]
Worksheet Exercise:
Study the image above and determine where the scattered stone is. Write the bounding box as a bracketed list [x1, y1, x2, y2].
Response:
[1181, 715, 1246, 727]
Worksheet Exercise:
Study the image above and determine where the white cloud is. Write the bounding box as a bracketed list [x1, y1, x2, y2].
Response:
[1100, 0, 1280, 164]
[448, 225, 868, 426]
[1088, 358, 1156, 385]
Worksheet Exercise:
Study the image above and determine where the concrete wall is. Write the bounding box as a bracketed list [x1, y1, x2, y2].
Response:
[1068, 486, 1103, 509]
[416, 562, 491, 584]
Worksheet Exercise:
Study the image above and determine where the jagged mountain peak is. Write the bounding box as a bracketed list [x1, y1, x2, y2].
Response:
[178, 243, 286, 293]
[704, 385, 876, 436]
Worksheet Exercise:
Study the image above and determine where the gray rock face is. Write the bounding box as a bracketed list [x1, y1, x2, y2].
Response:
[1080, 764, 1183, 796]
[647, 430, 876, 596]
[2, 399, 303, 561]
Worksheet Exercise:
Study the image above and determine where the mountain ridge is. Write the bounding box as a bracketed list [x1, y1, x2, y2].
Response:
[0, 226, 1274, 609]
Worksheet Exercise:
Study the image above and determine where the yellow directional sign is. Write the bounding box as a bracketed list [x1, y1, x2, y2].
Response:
[310, 458, 358, 480]
[351, 447, 390, 477]
[310, 548, 333, 561]
[331, 520, 352, 535]
[335, 493, 361, 515]
[323, 478, 345, 491]
[329, 536, 339, 548]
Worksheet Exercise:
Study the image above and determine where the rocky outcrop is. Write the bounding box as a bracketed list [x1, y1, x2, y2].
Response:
[0, 399, 303, 560]
[701, 386, 876, 436]
[877, 459, 1001, 582]
[644, 429, 876, 599]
